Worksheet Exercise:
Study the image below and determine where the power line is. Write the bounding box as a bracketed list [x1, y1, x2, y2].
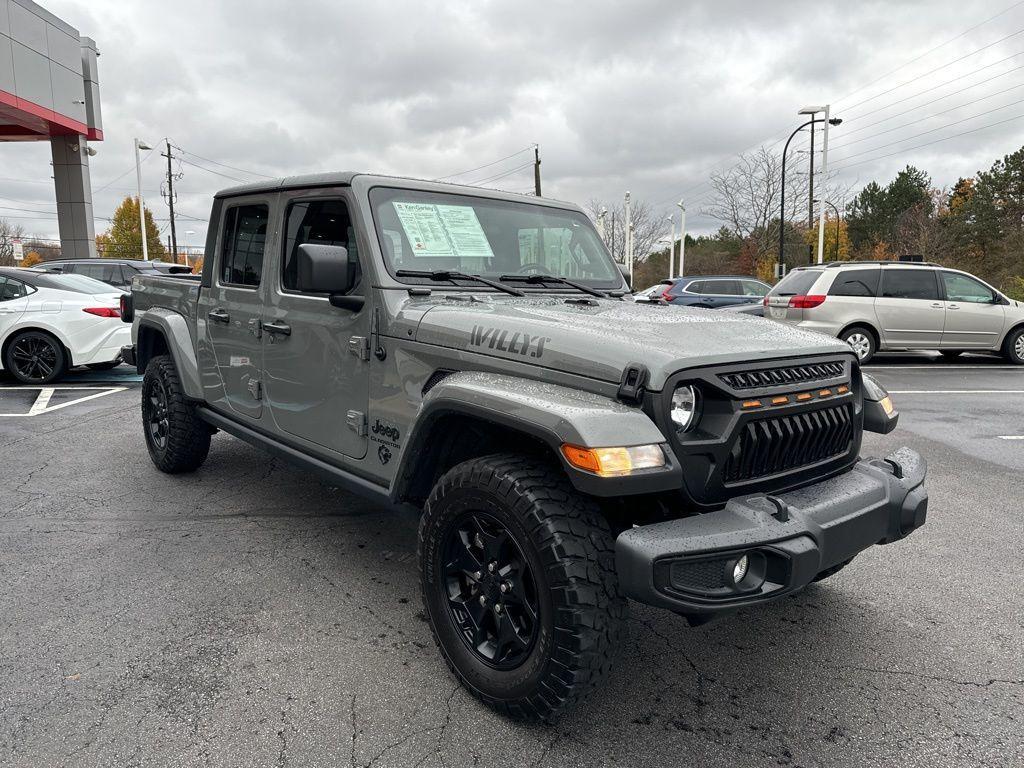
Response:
[176, 157, 250, 184]
[463, 161, 534, 187]
[833, 0, 1024, 104]
[94, 138, 166, 193]
[831, 98, 1024, 162]
[830, 112, 1024, 171]
[169, 143, 275, 179]
[433, 145, 536, 181]
[839, 63, 1024, 137]
[838, 27, 1024, 113]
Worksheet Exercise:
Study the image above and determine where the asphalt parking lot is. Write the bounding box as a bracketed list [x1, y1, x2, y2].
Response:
[1, 354, 1022, 768]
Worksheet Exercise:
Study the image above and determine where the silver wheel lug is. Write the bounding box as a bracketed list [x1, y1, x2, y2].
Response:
[473, 571, 482, 580]
[479, 595, 487, 606]
[499, 582, 509, 593]
[494, 604, 503, 614]
[488, 562, 496, 573]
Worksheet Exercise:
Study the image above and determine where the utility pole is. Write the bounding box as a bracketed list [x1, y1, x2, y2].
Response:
[624, 191, 633, 278]
[815, 105, 833, 264]
[666, 216, 676, 280]
[162, 139, 178, 264]
[677, 199, 686, 277]
[134, 138, 152, 260]
[533, 145, 542, 197]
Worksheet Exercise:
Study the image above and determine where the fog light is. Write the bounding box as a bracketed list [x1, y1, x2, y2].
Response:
[732, 554, 749, 584]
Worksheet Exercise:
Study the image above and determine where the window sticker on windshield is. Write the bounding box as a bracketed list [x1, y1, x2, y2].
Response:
[392, 202, 494, 259]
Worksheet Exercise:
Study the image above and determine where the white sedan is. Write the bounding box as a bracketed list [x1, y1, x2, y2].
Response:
[0, 267, 130, 384]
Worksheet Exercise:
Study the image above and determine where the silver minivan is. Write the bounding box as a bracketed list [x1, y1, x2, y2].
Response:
[764, 261, 1024, 364]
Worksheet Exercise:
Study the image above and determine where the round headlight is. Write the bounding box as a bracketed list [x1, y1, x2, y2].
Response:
[670, 385, 700, 432]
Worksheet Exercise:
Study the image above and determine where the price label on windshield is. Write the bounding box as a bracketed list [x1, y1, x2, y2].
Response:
[393, 202, 494, 259]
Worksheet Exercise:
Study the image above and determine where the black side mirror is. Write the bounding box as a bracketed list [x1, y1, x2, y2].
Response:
[296, 243, 363, 310]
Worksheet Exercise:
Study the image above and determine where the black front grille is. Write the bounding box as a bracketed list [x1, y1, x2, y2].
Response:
[719, 361, 845, 390]
[722, 402, 854, 483]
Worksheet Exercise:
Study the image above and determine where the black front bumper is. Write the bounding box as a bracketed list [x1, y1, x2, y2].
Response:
[615, 447, 927, 618]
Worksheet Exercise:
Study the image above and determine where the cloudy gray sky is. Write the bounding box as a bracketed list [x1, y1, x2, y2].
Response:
[4, 0, 1024, 247]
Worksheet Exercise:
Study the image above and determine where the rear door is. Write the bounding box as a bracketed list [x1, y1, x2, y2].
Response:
[938, 271, 1006, 349]
[200, 198, 274, 421]
[701, 279, 743, 307]
[764, 269, 823, 322]
[875, 268, 945, 347]
[261, 192, 370, 460]
[0, 276, 30, 335]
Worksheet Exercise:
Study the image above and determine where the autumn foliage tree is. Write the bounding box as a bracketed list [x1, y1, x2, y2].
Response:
[97, 196, 167, 261]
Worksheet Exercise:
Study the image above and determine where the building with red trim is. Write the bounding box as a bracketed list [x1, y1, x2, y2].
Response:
[1, 0, 102, 258]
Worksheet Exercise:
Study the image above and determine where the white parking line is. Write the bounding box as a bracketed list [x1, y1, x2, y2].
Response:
[889, 390, 1024, 394]
[0, 386, 126, 417]
[998, 436, 1024, 440]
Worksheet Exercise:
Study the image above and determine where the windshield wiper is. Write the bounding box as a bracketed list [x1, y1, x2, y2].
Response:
[499, 273, 607, 298]
[395, 269, 525, 297]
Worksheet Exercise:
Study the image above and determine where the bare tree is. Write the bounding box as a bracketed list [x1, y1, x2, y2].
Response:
[586, 198, 668, 265]
[0, 219, 26, 267]
[702, 145, 852, 262]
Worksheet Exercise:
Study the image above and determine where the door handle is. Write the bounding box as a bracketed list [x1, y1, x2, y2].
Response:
[261, 320, 291, 336]
[930, 302, 944, 309]
[208, 308, 230, 323]
[948, 304, 960, 310]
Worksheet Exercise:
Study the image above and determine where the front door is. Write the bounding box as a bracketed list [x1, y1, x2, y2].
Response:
[0, 276, 30, 335]
[874, 268, 945, 347]
[261, 192, 370, 460]
[200, 200, 273, 421]
[938, 271, 1006, 349]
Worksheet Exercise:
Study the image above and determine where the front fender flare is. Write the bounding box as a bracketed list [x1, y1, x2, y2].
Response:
[391, 371, 681, 501]
[137, 308, 203, 399]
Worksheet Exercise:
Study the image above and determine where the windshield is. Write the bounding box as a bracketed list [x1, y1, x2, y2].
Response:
[30, 272, 121, 294]
[369, 187, 622, 288]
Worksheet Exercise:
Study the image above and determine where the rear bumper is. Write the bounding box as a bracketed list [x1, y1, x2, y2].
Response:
[615, 447, 927, 618]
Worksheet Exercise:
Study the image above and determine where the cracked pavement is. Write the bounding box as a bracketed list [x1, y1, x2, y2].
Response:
[1, 358, 1022, 767]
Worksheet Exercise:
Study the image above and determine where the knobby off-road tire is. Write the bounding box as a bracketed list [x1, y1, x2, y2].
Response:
[419, 454, 625, 722]
[142, 355, 211, 473]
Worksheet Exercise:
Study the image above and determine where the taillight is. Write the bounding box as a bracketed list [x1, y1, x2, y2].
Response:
[83, 307, 121, 318]
[762, 296, 770, 306]
[661, 287, 673, 301]
[788, 295, 826, 309]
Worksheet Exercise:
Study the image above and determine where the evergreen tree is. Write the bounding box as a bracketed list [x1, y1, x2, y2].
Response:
[98, 197, 167, 261]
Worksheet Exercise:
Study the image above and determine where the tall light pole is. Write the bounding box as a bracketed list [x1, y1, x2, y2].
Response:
[813, 198, 841, 262]
[814, 104, 835, 264]
[134, 138, 152, 261]
[677, 199, 686, 277]
[778, 111, 841, 276]
[596, 206, 607, 241]
[624, 191, 633, 278]
[665, 216, 676, 279]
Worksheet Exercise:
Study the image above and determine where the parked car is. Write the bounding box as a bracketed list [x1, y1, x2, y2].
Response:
[122, 172, 926, 721]
[632, 281, 670, 302]
[34, 259, 192, 290]
[763, 260, 1024, 364]
[0, 267, 129, 384]
[657, 275, 770, 308]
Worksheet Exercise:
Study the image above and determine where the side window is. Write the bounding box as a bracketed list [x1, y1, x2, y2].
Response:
[0, 277, 29, 300]
[220, 204, 269, 288]
[941, 272, 994, 303]
[740, 280, 768, 297]
[830, 269, 880, 297]
[680, 280, 704, 294]
[704, 279, 739, 295]
[880, 269, 939, 300]
[282, 199, 360, 293]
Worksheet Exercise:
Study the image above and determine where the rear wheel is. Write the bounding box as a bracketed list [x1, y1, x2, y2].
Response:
[3, 330, 67, 384]
[1004, 327, 1024, 365]
[840, 326, 876, 364]
[141, 355, 211, 473]
[419, 454, 624, 722]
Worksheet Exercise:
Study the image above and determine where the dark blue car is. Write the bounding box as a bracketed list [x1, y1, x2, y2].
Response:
[653, 275, 771, 308]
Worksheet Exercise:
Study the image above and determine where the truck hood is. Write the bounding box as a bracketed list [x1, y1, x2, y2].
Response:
[410, 295, 852, 389]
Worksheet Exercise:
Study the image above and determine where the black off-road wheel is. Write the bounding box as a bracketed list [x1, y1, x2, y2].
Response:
[142, 355, 211, 473]
[419, 454, 625, 722]
[3, 330, 67, 384]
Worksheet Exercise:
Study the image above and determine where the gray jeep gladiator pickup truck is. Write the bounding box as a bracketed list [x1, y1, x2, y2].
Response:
[121, 172, 928, 721]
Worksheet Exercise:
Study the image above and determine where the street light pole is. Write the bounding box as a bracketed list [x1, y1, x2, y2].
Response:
[815, 104, 834, 264]
[624, 191, 633, 278]
[779, 110, 841, 275]
[666, 216, 676, 279]
[814, 198, 841, 262]
[134, 138, 152, 261]
[677, 199, 686, 277]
